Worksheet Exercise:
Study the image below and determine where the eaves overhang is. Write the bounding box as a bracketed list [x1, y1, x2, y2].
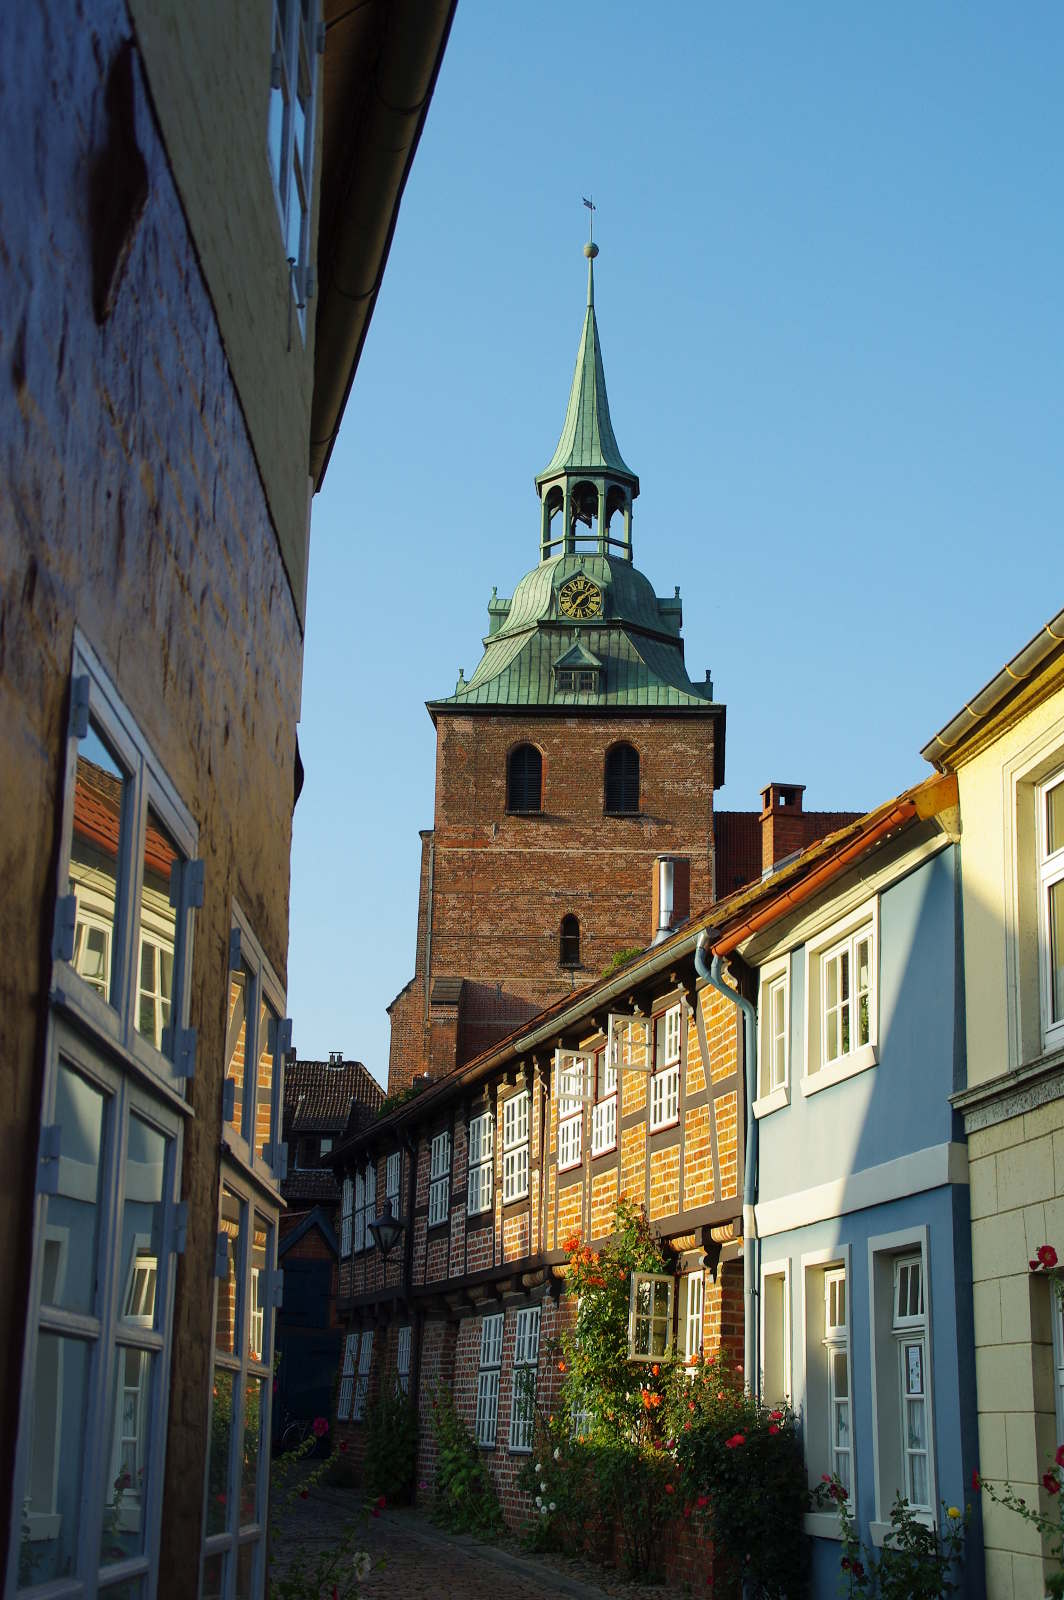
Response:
[920, 607, 1064, 772]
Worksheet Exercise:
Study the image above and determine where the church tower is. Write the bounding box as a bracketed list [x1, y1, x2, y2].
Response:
[387, 241, 725, 1092]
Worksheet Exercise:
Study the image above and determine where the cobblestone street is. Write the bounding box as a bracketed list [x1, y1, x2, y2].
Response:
[271, 1487, 681, 1600]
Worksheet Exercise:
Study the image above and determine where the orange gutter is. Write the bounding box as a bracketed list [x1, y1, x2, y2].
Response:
[712, 772, 958, 957]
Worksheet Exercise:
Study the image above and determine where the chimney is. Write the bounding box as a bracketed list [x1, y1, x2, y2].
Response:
[760, 783, 807, 874]
[328, 1050, 343, 1068]
[651, 855, 691, 944]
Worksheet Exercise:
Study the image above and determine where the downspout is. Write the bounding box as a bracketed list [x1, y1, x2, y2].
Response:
[694, 930, 759, 1392]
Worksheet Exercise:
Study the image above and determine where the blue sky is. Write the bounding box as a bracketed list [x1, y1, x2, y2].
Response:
[288, 2, 1063, 1082]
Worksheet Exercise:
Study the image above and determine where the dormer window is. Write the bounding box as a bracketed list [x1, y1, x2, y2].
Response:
[556, 669, 599, 693]
[552, 642, 603, 698]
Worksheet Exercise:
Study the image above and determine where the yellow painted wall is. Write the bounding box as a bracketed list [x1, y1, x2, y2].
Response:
[128, 0, 318, 623]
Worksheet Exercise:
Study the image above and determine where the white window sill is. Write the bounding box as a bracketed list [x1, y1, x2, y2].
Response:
[558, 1157, 583, 1175]
[649, 1116, 680, 1135]
[468, 1202, 493, 1217]
[753, 1085, 790, 1119]
[803, 1512, 842, 1541]
[502, 1189, 529, 1205]
[870, 1511, 934, 1547]
[801, 1043, 878, 1097]
[24, 1511, 62, 1542]
[591, 1142, 618, 1160]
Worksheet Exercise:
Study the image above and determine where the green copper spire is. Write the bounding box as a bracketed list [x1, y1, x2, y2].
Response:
[536, 242, 638, 484]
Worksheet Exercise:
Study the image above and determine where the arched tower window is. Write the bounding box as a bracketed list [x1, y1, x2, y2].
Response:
[605, 743, 640, 815]
[507, 743, 542, 813]
[559, 914, 580, 968]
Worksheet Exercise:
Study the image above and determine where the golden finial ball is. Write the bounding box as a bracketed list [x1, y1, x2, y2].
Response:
[584, 242, 599, 259]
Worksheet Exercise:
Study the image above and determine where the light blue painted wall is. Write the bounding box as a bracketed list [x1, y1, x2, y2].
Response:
[757, 845, 959, 1207]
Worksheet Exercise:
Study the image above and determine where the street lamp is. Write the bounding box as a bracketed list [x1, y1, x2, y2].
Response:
[368, 1196, 404, 1259]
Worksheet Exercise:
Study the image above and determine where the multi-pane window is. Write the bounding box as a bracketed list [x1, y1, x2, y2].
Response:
[1039, 771, 1064, 1049]
[557, 1052, 588, 1171]
[337, 1333, 358, 1420]
[475, 1313, 504, 1447]
[56, 634, 199, 1094]
[760, 968, 789, 1096]
[824, 1268, 852, 1494]
[822, 926, 874, 1064]
[352, 1331, 374, 1422]
[592, 1049, 617, 1156]
[508, 1308, 541, 1451]
[608, 1013, 648, 1076]
[679, 1269, 704, 1364]
[386, 1151, 401, 1207]
[224, 912, 290, 1187]
[267, 0, 320, 324]
[629, 1273, 674, 1360]
[502, 1092, 530, 1203]
[650, 1004, 682, 1130]
[397, 1326, 412, 1395]
[201, 1179, 276, 1600]
[429, 1132, 451, 1227]
[352, 1163, 375, 1254]
[893, 1255, 930, 1509]
[468, 1111, 494, 1215]
[13, 1043, 182, 1595]
[340, 1177, 353, 1258]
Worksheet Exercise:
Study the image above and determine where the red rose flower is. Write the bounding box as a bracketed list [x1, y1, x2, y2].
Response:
[697, 1494, 708, 1508]
[769, 1424, 779, 1435]
[665, 1483, 674, 1495]
[1044, 1472, 1061, 1495]
[770, 1409, 783, 1420]
[972, 1469, 981, 1491]
[725, 1433, 745, 1449]
[1039, 1245, 1059, 1269]
[1031, 1258, 1041, 1271]
[377, 1495, 387, 1509]
[300, 1489, 309, 1500]
[1056, 1445, 1064, 1468]
[312, 1416, 329, 1437]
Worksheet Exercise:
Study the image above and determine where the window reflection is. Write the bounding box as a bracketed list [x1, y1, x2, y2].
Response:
[226, 968, 253, 1140]
[68, 722, 128, 1006]
[136, 806, 179, 1050]
[100, 1347, 154, 1565]
[120, 1116, 166, 1330]
[44, 1063, 108, 1317]
[206, 1370, 235, 1537]
[254, 999, 277, 1163]
[215, 1189, 243, 1356]
[19, 1334, 91, 1588]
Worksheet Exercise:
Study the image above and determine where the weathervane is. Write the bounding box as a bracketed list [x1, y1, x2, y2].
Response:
[582, 194, 596, 247]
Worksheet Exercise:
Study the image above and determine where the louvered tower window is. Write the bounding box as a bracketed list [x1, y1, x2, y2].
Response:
[507, 744, 542, 813]
[560, 914, 581, 968]
[605, 743, 640, 814]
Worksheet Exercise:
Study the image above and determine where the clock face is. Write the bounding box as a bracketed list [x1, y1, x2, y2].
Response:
[558, 574, 603, 620]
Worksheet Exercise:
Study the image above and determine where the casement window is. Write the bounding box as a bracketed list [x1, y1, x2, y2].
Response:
[650, 1003, 682, 1130]
[755, 957, 790, 1115]
[9, 638, 195, 1598]
[502, 1092, 530, 1203]
[352, 1330, 374, 1422]
[557, 1052, 589, 1171]
[386, 1151, 401, 1207]
[355, 1162, 376, 1252]
[629, 1273, 674, 1360]
[804, 902, 878, 1092]
[340, 1177, 353, 1258]
[428, 1132, 451, 1227]
[592, 1049, 618, 1156]
[475, 1313, 504, 1447]
[224, 909, 291, 1189]
[397, 1326, 412, 1396]
[54, 633, 200, 1096]
[893, 1256, 930, 1510]
[508, 1307, 541, 1451]
[1039, 771, 1064, 1051]
[607, 1013, 649, 1076]
[266, 0, 321, 325]
[761, 1265, 790, 1408]
[678, 1269, 704, 1365]
[824, 1268, 852, 1494]
[201, 1175, 277, 1600]
[468, 1111, 494, 1215]
[337, 1333, 358, 1421]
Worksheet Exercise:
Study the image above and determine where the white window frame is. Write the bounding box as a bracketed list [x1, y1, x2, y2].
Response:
[475, 1313, 504, 1448]
[352, 1330, 374, 1422]
[678, 1268, 704, 1366]
[267, 0, 321, 331]
[54, 631, 199, 1098]
[200, 1169, 278, 1600]
[508, 1307, 540, 1452]
[337, 1332, 358, 1420]
[803, 900, 879, 1096]
[340, 1177, 353, 1258]
[867, 1227, 936, 1542]
[592, 1048, 618, 1156]
[428, 1132, 451, 1228]
[8, 1022, 184, 1598]
[556, 1051, 589, 1173]
[754, 955, 791, 1118]
[353, 1161, 375, 1253]
[760, 1259, 790, 1407]
[1038, 769, 1064, 1052]
[386, 1150, 401, 1206]
[628, 1272, 674, 1361]
[224, 905, 290, 1190]
[468, 1111, 494, 1215]
[650, 1004, 682, 1130]
[502, 1092, 529, 1204]
[397, 1325, 412, 1395]
[824, 1267, 853, 1495]
[801, 1247, 855, 1534]
[607, 1013, 651, 1076]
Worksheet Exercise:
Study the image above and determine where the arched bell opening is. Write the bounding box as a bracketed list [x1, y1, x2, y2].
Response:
[603, 483, 632, 559]
[540, 483, 565, 562]
[568, 480, 599, 554]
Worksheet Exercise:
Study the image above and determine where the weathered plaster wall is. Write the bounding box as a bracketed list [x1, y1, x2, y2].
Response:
[0, 3, 302, 1588]
[127, 0, 319, 620]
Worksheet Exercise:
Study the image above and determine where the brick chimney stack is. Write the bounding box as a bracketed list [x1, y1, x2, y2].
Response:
[760, 783, 807, 873]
